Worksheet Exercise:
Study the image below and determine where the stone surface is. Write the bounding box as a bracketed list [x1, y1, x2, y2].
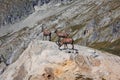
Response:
[0, 0, 73, 26]
[0, 0, 119, 59]
[0, 40, 120, 80]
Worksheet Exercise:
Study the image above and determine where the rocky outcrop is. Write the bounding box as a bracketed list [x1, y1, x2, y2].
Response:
[0, 0, 119, 80]
[0, 0, 119, 71]
[0, 0, 120, 67]
[0, 40, 120, 80]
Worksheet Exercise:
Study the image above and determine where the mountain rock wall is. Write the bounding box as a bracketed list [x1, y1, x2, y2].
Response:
[0, 0, 119, 69]
[0, 0, 73, 27]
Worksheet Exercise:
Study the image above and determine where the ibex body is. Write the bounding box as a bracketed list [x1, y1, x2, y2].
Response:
[42, 26, 51, 41]
[57, 38, 74, 50]
[54, 29, 69, 42]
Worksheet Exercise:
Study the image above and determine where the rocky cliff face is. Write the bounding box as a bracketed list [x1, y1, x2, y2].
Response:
[0, 40, 120, 80]
[0, 0, 73, 26]
[0, 0, 36, 26]
[0, 0, 120, 79]
[0, 0, 119, 61]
